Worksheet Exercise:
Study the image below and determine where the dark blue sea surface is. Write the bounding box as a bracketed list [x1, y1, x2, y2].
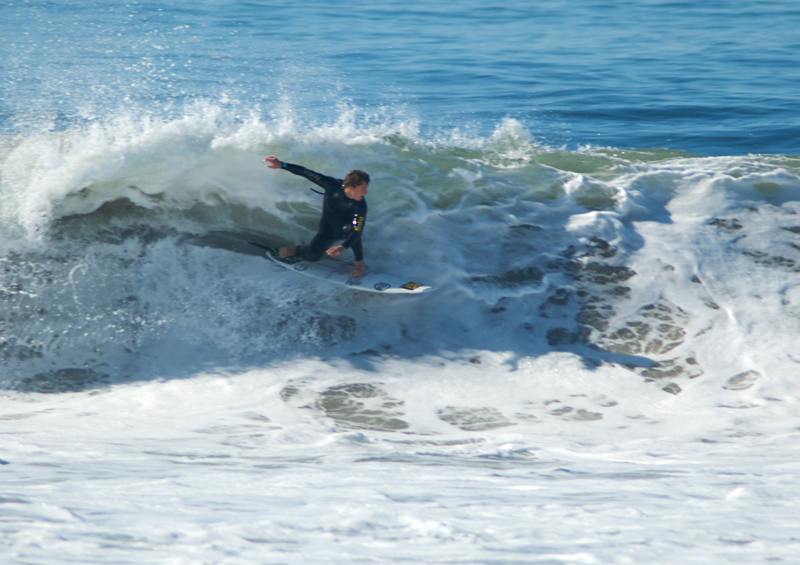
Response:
[2, 0, 799, 155]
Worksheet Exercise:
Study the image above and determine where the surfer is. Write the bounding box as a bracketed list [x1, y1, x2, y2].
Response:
[264, 156, 369, 278]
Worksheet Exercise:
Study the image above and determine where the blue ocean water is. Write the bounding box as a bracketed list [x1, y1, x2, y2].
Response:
[3, 0, 799, 154]
[3, 2, 800, 564]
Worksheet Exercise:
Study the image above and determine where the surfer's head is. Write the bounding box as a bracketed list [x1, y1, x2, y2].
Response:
[343, 169, 370, 189]
[343, 170, 370, 201]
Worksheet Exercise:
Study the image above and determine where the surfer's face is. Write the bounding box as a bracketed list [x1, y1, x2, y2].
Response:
[346, 182, 368, 201]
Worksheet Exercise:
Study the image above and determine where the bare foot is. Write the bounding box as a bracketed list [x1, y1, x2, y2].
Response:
[279, 246, 297, 259]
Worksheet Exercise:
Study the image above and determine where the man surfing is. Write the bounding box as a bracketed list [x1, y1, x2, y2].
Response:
[264, 156, 369, 279]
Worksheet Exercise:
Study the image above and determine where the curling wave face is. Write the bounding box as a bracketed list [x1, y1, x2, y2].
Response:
[2, 106, 800, 420]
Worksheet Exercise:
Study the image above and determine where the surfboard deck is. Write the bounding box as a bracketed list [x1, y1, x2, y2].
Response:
[251, 243, 434, 294]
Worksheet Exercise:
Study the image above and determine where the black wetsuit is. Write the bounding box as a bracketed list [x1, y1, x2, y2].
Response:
[281, 162, 367, 262]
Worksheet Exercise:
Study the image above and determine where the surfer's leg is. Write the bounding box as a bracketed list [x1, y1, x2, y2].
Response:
[296, 229, 336, 262]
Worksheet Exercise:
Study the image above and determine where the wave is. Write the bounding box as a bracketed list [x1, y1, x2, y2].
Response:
[2, 104, 800, 436]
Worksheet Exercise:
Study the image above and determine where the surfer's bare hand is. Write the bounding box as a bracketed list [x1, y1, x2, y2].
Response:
[264, 156, 282, 169]
[326, 245, 346, 258]
[350, 261, 366, 279]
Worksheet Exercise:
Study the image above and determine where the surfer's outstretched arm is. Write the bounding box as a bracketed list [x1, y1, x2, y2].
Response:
[263, 156, 341, 193]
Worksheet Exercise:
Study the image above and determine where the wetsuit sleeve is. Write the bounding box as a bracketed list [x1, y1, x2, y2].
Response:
[341, 202, 367, 262]
[281, 162, 341, 194]
[348, 238, 364, 263]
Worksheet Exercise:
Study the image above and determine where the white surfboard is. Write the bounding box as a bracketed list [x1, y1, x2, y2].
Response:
[255, 244, 434, 294]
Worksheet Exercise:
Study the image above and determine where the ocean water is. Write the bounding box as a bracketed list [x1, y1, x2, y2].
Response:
[2, 1, 800, 563]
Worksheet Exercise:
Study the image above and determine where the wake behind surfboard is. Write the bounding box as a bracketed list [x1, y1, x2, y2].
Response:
[250, 243, 434, 294]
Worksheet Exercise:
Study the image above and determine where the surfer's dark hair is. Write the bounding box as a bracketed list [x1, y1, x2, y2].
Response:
[343, 170, 370, 188]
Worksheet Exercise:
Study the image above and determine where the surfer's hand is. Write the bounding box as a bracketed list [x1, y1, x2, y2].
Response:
[350, 261, 366, 279]
[326, 245, 346, 258]
[264, 156, 282, 169]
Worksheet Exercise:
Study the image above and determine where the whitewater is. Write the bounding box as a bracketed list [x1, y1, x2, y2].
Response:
[3, 1, 800, 564]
